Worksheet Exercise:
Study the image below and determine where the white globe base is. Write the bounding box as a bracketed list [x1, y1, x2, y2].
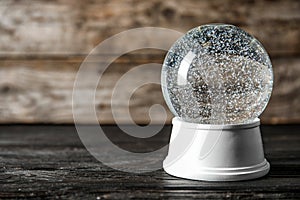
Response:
[163, 117, 270, 181]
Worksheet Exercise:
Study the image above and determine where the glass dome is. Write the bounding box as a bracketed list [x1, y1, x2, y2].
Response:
[161, 24, 273, 124]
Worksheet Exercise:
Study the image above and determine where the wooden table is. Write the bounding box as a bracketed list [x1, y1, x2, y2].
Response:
[0, 125, 299, 199]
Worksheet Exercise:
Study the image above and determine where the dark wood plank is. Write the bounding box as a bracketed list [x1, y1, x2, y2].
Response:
[0, 125, 299, 199]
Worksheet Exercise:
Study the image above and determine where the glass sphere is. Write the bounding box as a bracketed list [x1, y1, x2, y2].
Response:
[161, 24, 273, 124]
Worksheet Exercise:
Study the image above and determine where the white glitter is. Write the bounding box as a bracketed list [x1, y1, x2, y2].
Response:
[161, 24, 273, 124]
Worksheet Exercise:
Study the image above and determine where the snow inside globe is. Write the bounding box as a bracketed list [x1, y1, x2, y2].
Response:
[161, 24, 273, 124]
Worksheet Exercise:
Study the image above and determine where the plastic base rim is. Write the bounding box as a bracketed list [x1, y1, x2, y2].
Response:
[163, 159, 270, 182]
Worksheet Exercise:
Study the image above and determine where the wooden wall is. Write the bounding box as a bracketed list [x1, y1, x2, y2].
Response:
[0, 0, 299, 124]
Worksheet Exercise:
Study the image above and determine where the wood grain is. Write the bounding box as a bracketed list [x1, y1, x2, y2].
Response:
[0, 125, 299, 199]
[0, 0, 299, 124]
[0, 55, 299, 124]
[0, 0, 299, 56]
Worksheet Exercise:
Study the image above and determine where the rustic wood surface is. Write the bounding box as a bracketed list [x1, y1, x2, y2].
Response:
[0, 55, 299, 124]
[0, 125, 299, 199]
[0, 0, 299, 55]
[0, 0, 299, 124]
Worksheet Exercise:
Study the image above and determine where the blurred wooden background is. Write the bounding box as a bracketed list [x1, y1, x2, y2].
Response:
[0, 0, 299, 124]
